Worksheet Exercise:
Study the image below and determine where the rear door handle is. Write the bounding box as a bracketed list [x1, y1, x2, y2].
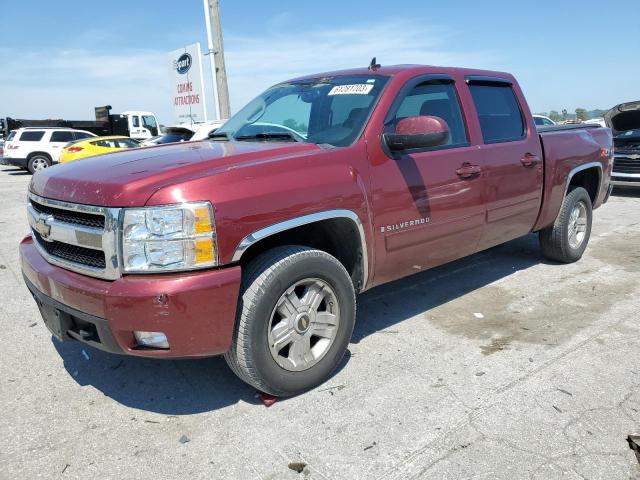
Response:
[520, 153, 540, 167]
[456, 163, 481, 178]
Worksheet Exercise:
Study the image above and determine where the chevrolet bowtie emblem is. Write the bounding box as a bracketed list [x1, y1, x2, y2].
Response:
[628, 154, 640, 160]
[34, 213, 53, 241]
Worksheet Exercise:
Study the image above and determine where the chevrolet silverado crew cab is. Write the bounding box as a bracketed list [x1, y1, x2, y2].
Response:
[20, 64, 613, 396]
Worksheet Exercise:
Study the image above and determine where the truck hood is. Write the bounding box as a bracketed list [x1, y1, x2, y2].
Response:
[30, 141, 320, 206]
[604, 101, 640, 135]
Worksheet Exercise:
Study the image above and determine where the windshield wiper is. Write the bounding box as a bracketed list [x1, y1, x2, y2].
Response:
[234, 132, 302, 142]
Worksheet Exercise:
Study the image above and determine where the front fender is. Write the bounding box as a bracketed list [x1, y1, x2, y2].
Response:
[145, 144, 373, 268]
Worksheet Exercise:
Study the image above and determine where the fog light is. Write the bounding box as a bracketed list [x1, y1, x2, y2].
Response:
[134, 331, 169, 349]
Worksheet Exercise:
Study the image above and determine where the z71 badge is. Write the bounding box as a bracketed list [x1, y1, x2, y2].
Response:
[380, 217, 430, 233]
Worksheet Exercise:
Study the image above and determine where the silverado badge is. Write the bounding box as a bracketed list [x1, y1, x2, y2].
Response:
[381, 217, 431, 233]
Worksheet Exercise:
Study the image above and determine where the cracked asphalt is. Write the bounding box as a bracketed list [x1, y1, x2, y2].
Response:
[1, 165, 639, 479]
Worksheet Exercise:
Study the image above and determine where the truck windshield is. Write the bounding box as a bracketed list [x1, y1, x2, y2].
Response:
[215, 75, 389, 147]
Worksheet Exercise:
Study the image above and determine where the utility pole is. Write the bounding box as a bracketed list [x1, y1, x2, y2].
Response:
[203, 0, 231, 119]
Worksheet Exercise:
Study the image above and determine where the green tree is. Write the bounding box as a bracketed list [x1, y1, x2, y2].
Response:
[575, 108, 588, 121]
[548, 110, 562, 122]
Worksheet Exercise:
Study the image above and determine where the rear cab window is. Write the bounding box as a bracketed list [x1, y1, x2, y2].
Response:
[468, 81, 525, 143]
[19, 131, 45, 142]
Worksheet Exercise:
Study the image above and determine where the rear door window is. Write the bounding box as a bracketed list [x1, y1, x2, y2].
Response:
[50, 131, 74, 143]
[19, 131, 45, 141]
[469, 84, 525, 143]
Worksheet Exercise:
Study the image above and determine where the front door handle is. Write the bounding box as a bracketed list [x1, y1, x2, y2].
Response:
[520, 153, 540, 167]
[456, 163, 481, 178]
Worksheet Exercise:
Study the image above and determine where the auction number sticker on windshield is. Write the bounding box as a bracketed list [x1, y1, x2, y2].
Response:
[328, 84, 374, 95]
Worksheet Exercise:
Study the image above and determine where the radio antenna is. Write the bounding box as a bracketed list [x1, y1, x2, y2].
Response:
[368, 57, 381, 71]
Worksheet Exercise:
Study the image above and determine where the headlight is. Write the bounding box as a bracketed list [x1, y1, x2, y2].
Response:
[122, 202, 217, 272]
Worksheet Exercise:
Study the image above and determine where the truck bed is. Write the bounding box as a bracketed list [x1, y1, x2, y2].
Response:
[533, 125, 612, 231]
[536, 123, 602, 133]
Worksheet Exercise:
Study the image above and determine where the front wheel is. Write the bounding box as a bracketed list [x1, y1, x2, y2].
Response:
[27, 154, 51, 174]
[539, 186, 593, 263]
[224, 246, 356, 397]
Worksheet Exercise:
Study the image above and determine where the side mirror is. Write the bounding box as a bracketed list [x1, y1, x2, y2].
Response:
[384, 115, 450, 151]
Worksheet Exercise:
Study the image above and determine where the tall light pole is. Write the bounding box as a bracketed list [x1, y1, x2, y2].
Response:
[203, 0, 231, 120]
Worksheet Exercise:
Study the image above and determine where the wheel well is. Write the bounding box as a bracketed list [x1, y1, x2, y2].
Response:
[568, 167, 599, 204]
[27, 151, 52, 161]
[238, 218, 365, 291]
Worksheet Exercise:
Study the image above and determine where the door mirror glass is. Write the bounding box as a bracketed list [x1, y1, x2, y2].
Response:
[384, 115, 450, 151]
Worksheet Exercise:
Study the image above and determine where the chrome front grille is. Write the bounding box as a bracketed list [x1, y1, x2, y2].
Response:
[30, 198, 105, 229]
[613, 156, 640, 174]
[27, 193, 121, 280]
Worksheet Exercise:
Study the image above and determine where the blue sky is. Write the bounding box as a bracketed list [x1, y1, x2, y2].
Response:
[1, 0, 638, 124]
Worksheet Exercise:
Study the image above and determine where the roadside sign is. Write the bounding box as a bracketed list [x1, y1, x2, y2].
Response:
[168, 43, 208, 125]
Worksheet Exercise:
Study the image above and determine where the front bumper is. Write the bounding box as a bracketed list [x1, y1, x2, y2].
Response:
[20, 235, 242, 358]
[5, 156, 28, 168]
[611, 173, 640, 188]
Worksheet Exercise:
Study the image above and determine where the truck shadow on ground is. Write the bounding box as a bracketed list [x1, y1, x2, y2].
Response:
[54, 234, 544, 414]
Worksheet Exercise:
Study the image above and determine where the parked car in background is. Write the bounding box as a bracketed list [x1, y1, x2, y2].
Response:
[584, 118, 606, 128]
[139, 135, 163, 147]
[606, 101, 640, 188]
[533, 115, 556, 126]
[145, 120, 226, 146]
[145, 125, 195, 145]
[59, 136, 140, 163]
[21, 64, 612, 396]
[4, 127, 96, 173]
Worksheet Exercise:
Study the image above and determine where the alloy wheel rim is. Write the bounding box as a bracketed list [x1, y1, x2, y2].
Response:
[33, 158, 48, 170]
[267, 278, 340, 372]
[568, 201, 588, 249]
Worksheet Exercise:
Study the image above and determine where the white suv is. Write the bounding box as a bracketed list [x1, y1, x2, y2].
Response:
[4, 128, 96, 173]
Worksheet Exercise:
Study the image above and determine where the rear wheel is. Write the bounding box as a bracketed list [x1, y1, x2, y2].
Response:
[27, 154, 51, 174]
[224, 246, 356, 397]
[539, 186, 592, 263]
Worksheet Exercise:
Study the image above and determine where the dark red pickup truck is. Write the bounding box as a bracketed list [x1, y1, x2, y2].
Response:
[20, 64, 612, 396]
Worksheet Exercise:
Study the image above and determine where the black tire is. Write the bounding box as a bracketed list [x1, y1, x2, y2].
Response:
[539, 186, 593, 263]
[224, 246, 356, 397]
[27, 154, 52, 174]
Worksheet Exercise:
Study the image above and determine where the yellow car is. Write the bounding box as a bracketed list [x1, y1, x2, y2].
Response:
[59, 136, 140, 163]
